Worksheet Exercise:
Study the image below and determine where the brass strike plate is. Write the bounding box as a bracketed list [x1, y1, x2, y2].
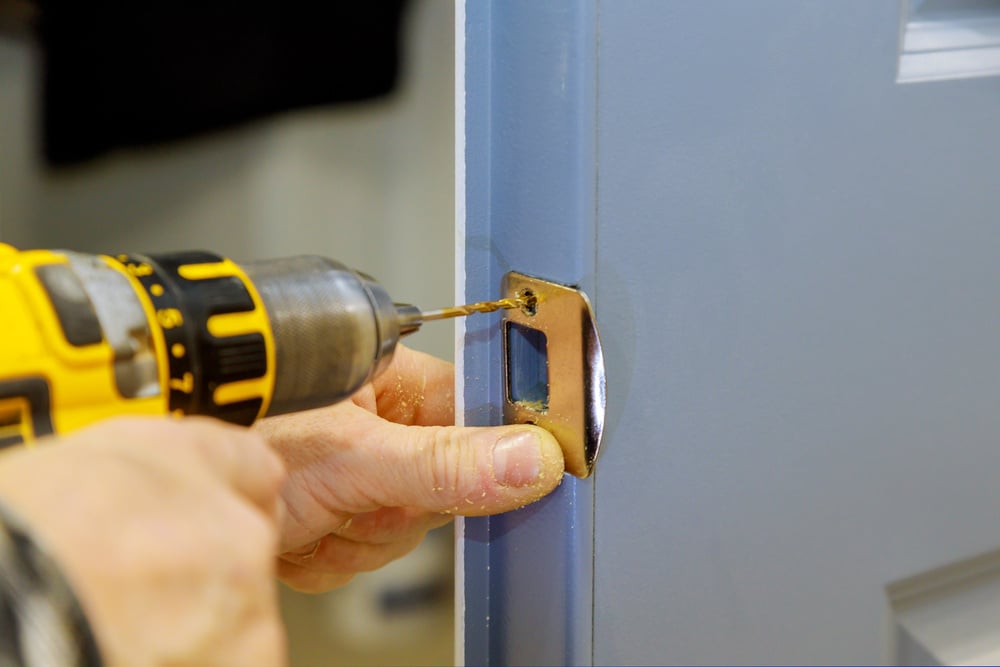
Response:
[501, 272, 606, 478]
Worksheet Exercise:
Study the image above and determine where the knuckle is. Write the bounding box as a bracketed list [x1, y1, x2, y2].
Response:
[425, 428, 480, 501]
[234, 429, 286, 488]
[241, 509, 281, 556]
[222, 525, 279, 583]
[259, 445, 287, 491]
[214, 496, 280, 554]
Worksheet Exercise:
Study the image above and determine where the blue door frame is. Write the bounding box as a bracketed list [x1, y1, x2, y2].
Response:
[459, 2, 598, 665]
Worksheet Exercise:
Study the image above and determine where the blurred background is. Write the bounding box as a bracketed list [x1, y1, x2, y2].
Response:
[0, 1, 456, 664]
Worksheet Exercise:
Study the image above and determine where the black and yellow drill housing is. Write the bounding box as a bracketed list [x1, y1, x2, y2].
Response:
[0, 243, 275, 446]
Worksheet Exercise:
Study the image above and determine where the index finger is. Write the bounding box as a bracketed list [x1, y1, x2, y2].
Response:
[372, 345, 456, 427]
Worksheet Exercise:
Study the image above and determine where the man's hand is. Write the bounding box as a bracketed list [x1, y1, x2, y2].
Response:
[257, 345, 566, 593]
[0, 417, 288, 667]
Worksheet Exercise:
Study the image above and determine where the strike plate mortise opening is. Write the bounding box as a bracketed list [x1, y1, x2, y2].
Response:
[501, 271, 606, 479]
[506, 323, 550, 412]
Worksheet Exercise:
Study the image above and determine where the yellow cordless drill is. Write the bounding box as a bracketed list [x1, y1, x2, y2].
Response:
[0, 243, 515, 447]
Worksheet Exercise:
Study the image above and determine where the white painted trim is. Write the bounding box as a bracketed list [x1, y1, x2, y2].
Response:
[888, 549, 1000, 664]
[453, 1, 466, 665]
[899, 12, 1000, 82]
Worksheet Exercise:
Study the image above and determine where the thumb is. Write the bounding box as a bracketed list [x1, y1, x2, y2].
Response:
[372, 422, 566, 515]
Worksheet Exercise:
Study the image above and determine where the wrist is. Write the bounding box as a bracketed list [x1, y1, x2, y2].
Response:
[0, 499, 103, 667]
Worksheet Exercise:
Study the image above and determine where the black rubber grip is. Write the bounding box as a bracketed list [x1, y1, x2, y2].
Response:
[121, 252, 267, 425]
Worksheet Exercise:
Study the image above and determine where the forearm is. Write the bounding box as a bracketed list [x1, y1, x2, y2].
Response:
[0, 502, 102, 667]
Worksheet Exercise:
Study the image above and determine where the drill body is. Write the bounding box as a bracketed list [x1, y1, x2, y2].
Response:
[0, 243, 418, 446]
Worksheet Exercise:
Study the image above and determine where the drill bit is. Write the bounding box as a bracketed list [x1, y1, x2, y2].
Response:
[397, 294, 533, 338]
[421, 297, 524, 321]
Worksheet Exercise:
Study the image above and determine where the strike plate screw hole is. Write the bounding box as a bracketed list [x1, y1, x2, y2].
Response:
[518, 289, 538, 316]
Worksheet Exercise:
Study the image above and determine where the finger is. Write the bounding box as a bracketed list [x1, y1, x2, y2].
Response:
[176, 417, 287, 517]
[372, 345, 456, 426]
[275, 476, 452, 554]
[351, 416, 565, 515]
[282, 507, 451, 551]
[278, 560, 355, 593]
[280, 531, 424, 574]
[333, 507, 453, 545]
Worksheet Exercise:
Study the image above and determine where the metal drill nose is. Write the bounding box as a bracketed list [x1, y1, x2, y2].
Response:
[395, 304, 423, 337]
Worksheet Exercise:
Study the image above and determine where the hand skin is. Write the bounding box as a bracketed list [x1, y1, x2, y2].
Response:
[0, 345, 564, 666]
[0, 417, 288, 667]
[258, 344, 566, 592]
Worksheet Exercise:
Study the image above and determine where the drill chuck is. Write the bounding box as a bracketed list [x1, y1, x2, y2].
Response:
[242, 255, 411, 416]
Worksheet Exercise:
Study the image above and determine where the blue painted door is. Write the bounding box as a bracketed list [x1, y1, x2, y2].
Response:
[461, 2, 1000, 664]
